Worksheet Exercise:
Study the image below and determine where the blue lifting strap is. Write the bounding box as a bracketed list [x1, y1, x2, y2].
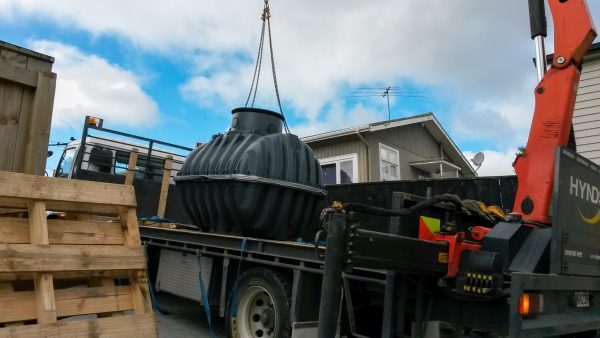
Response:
[229, 237, 249, 318]
[197, 253, 217, 338]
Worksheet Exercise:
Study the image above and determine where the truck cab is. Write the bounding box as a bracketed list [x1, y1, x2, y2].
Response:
[53, 116, 194, 223]
[54, 137, 185, 182]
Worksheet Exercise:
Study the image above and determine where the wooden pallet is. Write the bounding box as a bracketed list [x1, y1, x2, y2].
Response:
[0, 171, 157, 337]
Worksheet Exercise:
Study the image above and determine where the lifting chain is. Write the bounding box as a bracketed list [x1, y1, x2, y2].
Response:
[245, 0, 290, 133]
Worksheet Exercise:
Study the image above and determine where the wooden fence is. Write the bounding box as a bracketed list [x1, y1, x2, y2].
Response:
[0, 41, 56, 176]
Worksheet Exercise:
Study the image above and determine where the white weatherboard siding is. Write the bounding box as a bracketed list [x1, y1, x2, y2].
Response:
[574, 55, 600, 164]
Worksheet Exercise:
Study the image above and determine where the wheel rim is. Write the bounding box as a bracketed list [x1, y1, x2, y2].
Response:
[237, 286, 277, 337]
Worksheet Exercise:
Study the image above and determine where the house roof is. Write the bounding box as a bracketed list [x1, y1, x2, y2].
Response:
[541, 41, 600, 64]
[584, 42, 600, 60]
[301, 113, 476, 176]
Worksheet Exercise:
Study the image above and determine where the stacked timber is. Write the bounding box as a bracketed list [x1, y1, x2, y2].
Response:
[0, 171, 158, 337]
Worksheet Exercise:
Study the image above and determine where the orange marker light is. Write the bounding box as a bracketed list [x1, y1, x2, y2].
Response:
[519, 294, 530, 316]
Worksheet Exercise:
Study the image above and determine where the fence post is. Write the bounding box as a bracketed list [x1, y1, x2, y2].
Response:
[125, 148, 139, 186]
[157, 156, 173, 218]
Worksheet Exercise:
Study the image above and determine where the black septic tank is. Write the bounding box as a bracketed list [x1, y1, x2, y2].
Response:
[176, 107, 326, 240]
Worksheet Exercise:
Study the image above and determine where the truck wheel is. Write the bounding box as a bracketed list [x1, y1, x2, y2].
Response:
[227, 267, 291, 338]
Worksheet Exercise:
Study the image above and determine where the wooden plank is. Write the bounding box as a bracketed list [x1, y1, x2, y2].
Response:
[128, 270, 153, 315]
[0, 244, 146, 272]
[0, 282, 24, 326]
[124, 148, 138, 186]
[157, 156, 173, 218]
[28, 200, 49, 244]
[0, 270, 130, 281]
[0, 59, 37, 87]
[23, 71, 56, 175]
[55, 286, 132, 318]
[33, 274, 56, 323]
[118, 207, 152, 314]
[28, 200, 57, 324]
[0, 218, 124, 245]
[0, 286, 133, 323]
[0, 50, 27, 69]
[10, 87, 33, 174]
[0, 197, 121, 216]
[0, 172, 137, 207]
[140, 221, 177, 229]
[0, 82, 24, 172]
[25, 57, 52, 72]
[0, 313, 158, 338]
[88, 278, 122, 318]
[120, 207, 141, 247]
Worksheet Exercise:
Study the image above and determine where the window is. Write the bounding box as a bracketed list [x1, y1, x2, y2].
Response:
[114, 152, 129, 176]
[56, 147, 77, 178]
[318, 154, 358, 185]
[379, 143, 400, 181]
[114, 151, 165, 182]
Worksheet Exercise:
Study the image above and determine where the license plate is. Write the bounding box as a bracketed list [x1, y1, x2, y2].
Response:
[573, 292, 590, 308]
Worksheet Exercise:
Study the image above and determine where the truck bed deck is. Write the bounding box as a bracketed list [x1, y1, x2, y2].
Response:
[140, 225, 386, 284]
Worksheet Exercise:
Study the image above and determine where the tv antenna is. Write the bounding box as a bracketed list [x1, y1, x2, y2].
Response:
[342, 86, 427, 120]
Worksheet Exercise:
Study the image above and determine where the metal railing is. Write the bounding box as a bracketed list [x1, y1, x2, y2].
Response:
[74, 116, 193, 181]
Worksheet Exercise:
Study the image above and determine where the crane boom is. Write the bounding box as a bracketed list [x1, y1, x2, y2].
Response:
[513, 0, 597, 224]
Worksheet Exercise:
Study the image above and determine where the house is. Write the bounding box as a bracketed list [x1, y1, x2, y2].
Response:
[301, 113, 476, 184]
[570, 42, 600, 163]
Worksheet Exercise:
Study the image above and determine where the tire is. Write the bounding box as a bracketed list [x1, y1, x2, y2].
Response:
[226, 268, 292, 338]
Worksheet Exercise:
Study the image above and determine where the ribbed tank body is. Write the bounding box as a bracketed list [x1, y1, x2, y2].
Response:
[176, 107, 326, 240]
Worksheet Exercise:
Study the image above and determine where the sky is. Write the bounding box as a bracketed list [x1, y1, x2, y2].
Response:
[1, 0, 599, 176]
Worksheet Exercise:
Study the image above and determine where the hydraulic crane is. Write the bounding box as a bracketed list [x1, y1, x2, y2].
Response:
[513, 0, 596, 224]
[317, 1, 599, 337]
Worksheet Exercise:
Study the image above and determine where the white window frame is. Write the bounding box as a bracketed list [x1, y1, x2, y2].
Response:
[318, 153, 359, 184]
[379, 143, 401, 181]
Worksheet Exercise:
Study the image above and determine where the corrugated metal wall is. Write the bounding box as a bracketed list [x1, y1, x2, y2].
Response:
[308, 135, 368, 183]
[574, 55, 600, 163]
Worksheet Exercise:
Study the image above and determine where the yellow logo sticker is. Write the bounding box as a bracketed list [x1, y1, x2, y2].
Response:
[579, 207, 600, 224]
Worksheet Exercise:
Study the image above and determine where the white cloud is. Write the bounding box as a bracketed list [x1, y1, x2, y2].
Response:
[451, 98, 534, 146]
[29, 41, 159, 129]
[173, 0, 542, 137]
[6, 0, 599, 149]
[292, 103, 384, 137]
[463, 149, 518, 176]
[0, 1, 260, 53]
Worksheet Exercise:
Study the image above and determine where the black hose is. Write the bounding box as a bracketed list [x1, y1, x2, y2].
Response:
[342, 194, 464, 217]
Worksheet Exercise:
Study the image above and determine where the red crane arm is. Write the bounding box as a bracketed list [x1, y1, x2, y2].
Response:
[513, 0, 597, 224]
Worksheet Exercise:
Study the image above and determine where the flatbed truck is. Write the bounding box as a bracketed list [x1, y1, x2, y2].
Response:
[49, 0, 600, 334]
[52, 117, 599, 337]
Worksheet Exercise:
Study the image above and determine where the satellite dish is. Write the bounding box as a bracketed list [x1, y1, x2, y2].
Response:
[471, 152, 485, 171]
